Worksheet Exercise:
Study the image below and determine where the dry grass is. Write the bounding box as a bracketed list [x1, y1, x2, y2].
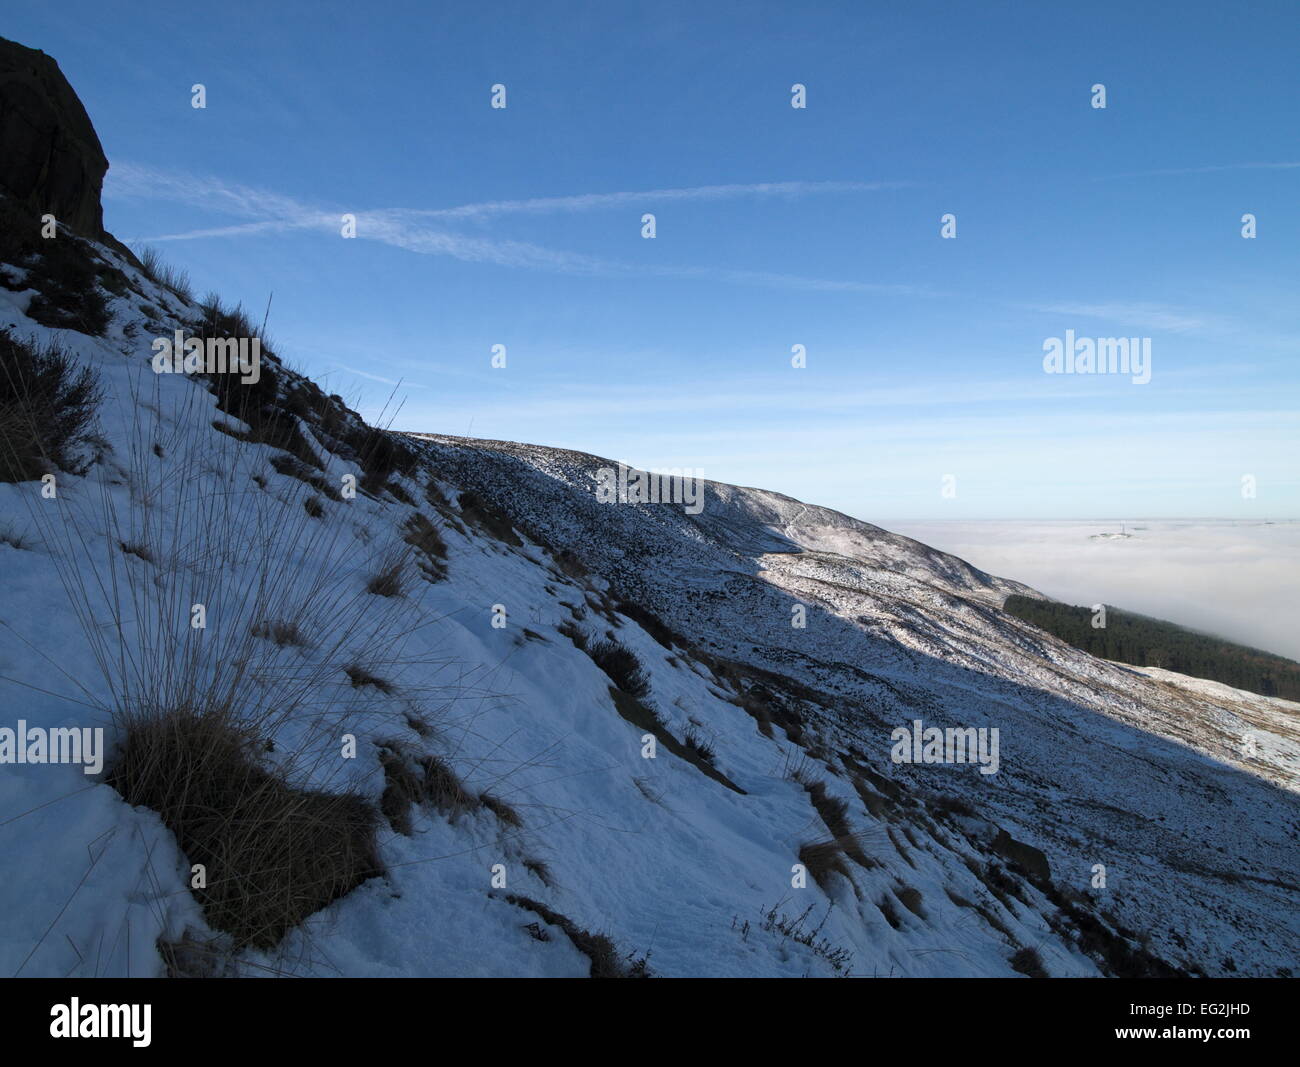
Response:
[366, 551, 408, 598]
[118, 540, 155, 564]
[344, 664, 394, 693]
[402, 512, 448, 582]
[558, 618, 588, 650]
[682, 725, 716, 765]
[607, 686, 746, 794]
[157, 930, 238, 978]
[613, 601, 681, 649]
[1010, 945, 1048, 978]
[9, 365, 457, 966]
[420, 753, 480, 820]
[522, 857, 553, 886]
[756, 901, 853, 975]
[798, 839, 851, 891]
[250, 619, 309, 648]
[136, 245, 194, 302]
[480, 793, 523, 827]
[0, 329, 102, 482]
[894, 885, 926, 919]
[794, 775, 874, 870]
[376, 744, 500, 833]
[587, 637, 650, 698]
[377, 744, 425, 835]
[108, 708, 380, 949]
[267, 452, 340, 499]
[876, 894, 902, 930]
[0, 204, 112, 334]
[505, 896, 650, 978]
[457, 489, 522, 547]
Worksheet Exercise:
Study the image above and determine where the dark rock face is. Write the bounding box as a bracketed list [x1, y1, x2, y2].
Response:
[0, 37, 108, 239]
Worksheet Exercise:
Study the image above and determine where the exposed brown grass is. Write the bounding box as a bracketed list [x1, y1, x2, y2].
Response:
[607, 686, 746, 794]
[480, 793, 523, 827]
[378, 744, 425, 835]
[798, 839, 851, 891]
[137, 244, 194, 302]
[250, 619, 309, 648]
[344, 664, 394, 693]
[894, 885, 926, 919]
[799, 777, 874, 869]
[458, 489, 522, 546]
[682, 725, 716, 765]
[1010, 945, 1048, 978]
[366, 551, 408, 598]
[587, 637, 650, 698]
[108, 708, 381, 949]
[505, 895, 650, 978]
[420, 753, 480, 820]
[0, 329, 102, 482]
[402, 512, 448, 582]
[522, 857, 553, 886]
[118, 540, 155, 564]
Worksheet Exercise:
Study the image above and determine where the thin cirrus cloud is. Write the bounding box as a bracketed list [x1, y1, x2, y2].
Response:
[1021, 300, 1209, 333]
[330, 364, 428, 390]
[1095, 161, 1300, 180]
[407, 180, 913, 221]
[108, 164, 1210, 313]
[106, 163, 918, 290]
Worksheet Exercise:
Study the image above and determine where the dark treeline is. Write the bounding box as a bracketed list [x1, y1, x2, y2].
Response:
[1003, 595, 1300, 702]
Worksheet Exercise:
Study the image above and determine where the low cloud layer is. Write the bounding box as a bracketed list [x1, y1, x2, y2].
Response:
[886, 519, 1300, 662]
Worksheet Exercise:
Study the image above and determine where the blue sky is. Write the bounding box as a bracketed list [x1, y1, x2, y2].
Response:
[9, 1, 1299, 518]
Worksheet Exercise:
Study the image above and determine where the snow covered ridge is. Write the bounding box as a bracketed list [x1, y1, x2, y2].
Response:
[0, 220, 1296, 978]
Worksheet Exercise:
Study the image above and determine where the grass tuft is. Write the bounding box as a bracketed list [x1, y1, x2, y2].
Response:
[107, 708, 380, 949]
[1010, 945, 1048, 978]
[250, 619, 309, 648]
[365, 551, 408, 598]
[0, 329, 102, 482]
[587, 637, 650, 698]
[799, 839, 851, 891]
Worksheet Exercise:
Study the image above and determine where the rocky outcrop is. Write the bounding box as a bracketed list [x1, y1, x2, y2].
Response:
[0, 36, 109, 239]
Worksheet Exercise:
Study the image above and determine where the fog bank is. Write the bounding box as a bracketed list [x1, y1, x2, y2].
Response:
[885, 519, 1300, 662]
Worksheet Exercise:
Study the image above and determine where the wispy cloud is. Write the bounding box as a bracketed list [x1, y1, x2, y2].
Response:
[649, 263, 933, 296]
[144, 220, 309, 242]
[331, 364, 427, 389]
[412, 180, 911, 221]
[1021, 300, 1209, 333]
[353, 209, 611, 272]
[107, 164, 1208, 319]
[107, 163, 918, 291]
[108, 163, 322, 221]
[1096, 161, 1300, 180]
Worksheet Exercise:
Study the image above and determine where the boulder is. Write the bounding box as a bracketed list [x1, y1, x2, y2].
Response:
[0, 36, 108, 239]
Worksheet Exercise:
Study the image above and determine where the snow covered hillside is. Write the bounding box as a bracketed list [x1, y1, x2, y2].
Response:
[0, 34, 1294, 975]
[1, 221, 1295, 978]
